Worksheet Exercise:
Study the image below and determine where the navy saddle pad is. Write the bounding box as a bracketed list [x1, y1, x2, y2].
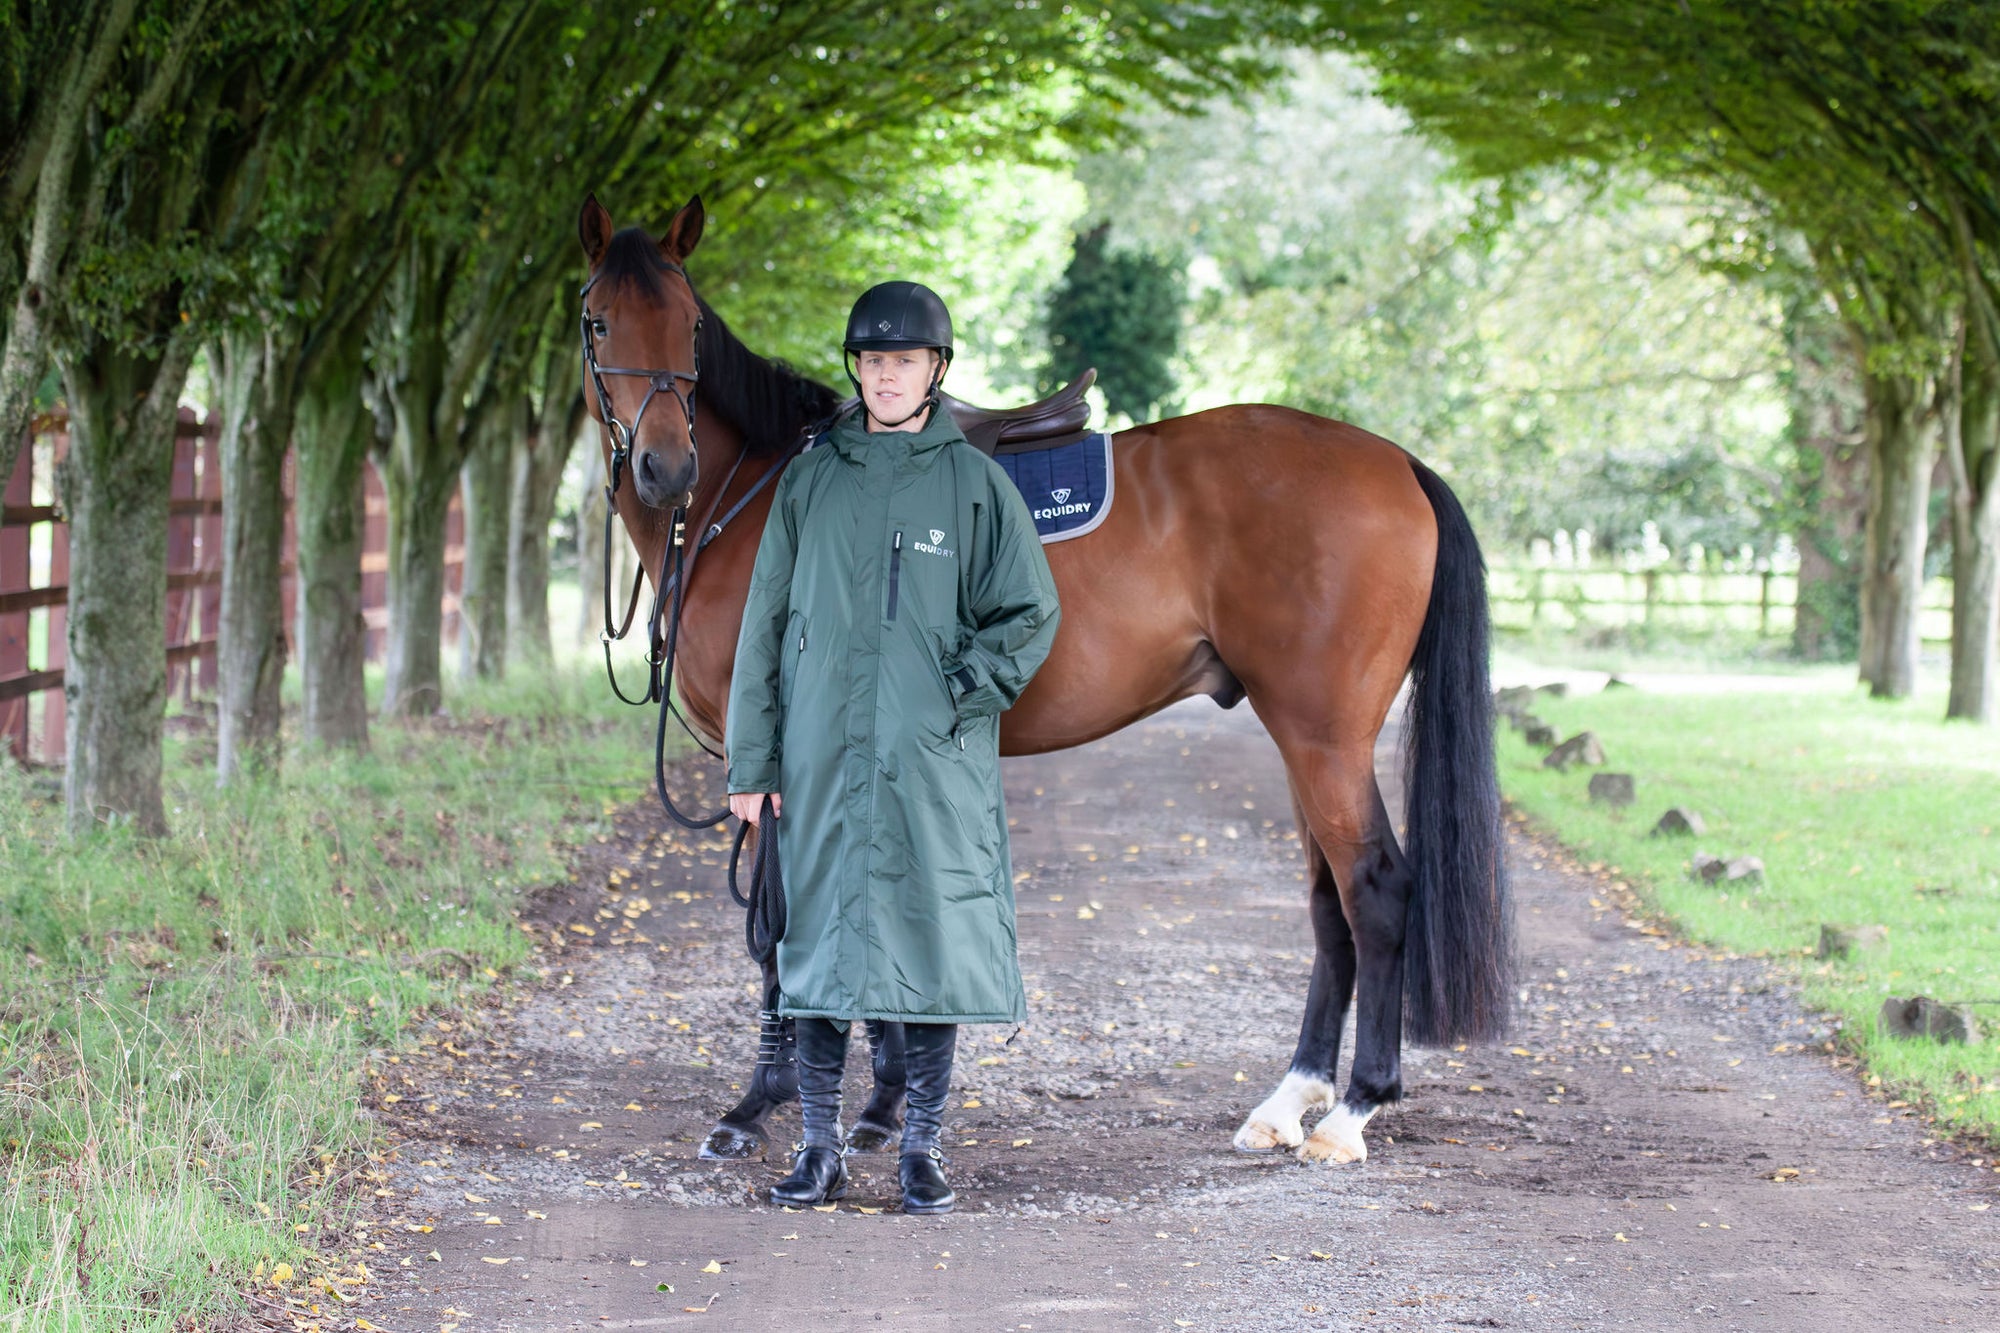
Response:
[993, 432, 1113, 544]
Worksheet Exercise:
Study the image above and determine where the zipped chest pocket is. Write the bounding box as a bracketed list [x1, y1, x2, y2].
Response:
[886, 530, 903, 622]
[780, 609, 808, 698]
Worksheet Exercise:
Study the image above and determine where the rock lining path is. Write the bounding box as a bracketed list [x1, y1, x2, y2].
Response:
[361, 699, 1997, 1332]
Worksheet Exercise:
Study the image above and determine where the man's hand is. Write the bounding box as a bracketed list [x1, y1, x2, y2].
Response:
[729, 791, 780, 824]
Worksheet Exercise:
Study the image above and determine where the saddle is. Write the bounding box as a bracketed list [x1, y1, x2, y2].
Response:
[941, 368, 1096, 457]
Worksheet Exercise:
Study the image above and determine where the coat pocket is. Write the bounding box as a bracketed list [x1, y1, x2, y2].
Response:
[780, 609, 808, 703]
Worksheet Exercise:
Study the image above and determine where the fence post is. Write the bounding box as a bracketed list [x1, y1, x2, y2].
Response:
[1, 444, 30, 760]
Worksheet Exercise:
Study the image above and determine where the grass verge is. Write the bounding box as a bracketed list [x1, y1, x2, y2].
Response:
[0, 667, 655, 1328]
[1496, 673, 2000, 1144]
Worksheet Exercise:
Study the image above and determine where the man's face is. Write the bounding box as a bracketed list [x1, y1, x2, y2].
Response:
[857, 347, 942, 432]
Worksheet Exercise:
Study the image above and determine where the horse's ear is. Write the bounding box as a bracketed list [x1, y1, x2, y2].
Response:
[579, 194, 614, 266]
[661, 195, 705, 262]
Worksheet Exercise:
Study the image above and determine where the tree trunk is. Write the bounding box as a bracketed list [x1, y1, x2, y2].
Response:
[376, 238, 474, 719]
[1785, 301, 1868, 661]
[507, 395, 582, 670]
[575, 441, 607, 650]
[457, 403, 514, 682]
[53, 332, 195, 837]
[1856, 367, 1938, 699]
[1946, 317, 2000, 722]
[0, 0, 142, 491]
[214, 329, 299, 780]
[294, 331, 372, 748]
[378, 444, 456, 718]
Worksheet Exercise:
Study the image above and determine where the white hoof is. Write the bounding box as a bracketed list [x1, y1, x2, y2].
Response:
[1233, 1118, 1299, 1153]
[1233, 1070, 1333, 1155]
[1297, 1103, 1375, 1165]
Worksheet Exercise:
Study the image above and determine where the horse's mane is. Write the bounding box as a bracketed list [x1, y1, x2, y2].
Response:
[693, 298, 842, 457]
[598, 229, 840, 456]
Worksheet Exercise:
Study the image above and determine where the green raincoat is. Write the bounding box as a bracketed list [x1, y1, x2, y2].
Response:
[724, 408, 1061, 1024]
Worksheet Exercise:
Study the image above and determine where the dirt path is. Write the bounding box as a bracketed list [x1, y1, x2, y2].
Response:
[361, 699, 1997, 1332]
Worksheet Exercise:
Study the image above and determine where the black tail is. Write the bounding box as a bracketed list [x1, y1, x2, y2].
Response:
[1400, 457, 1511, 1046]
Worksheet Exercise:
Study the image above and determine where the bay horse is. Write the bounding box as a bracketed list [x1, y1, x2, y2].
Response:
[577, 194, 1509, 1170]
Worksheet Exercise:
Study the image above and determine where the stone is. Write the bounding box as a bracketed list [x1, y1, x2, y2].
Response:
[1523, 719, 1558, 748]
[1604, 675, 1635, 690]
[1542, 731, 1606, 771]
[1493, 686, 1536, 721]
[1879, 995, 1982, 1045]
[1650, 807, 1706, 837]
[1535, 682, 1570, 698]
[1588, 772, 1635, 806]
[1817, 924, 1889, 960]
[1691, 853, 1728, 884]
[1724, 856, 1764, 885]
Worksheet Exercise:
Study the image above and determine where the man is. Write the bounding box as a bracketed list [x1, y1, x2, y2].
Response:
[725, 281, 1061, 1214]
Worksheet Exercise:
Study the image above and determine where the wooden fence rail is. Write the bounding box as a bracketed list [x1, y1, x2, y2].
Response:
[1487, 564, 1955, 644]
[1, 414, 462, 765]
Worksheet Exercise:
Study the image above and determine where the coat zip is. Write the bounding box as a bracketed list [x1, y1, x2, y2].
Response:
[887, 529, 903, 621]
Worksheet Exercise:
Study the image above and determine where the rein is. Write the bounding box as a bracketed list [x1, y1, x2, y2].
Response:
[581, 261, 802, 833]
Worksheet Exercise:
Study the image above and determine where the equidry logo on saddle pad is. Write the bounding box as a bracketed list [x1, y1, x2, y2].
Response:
[1033, 488, 1094, 521]
[913, 528, 954, 558]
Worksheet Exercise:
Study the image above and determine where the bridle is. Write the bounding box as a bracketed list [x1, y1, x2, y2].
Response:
[580, 259, 803, 838]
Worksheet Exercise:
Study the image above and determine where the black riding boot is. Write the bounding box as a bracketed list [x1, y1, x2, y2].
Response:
[898, 1022, 957, 1214]
[771, 1017, 849, 1206]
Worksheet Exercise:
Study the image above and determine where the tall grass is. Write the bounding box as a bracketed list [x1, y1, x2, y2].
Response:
[1497, 675, 2000, 1142]
[0, 667, 655, 1326]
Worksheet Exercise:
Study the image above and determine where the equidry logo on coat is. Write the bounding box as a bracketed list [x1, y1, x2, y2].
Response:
[913, 527, 954, 558]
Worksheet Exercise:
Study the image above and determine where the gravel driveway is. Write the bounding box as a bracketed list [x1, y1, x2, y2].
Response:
[360, 698, 1998, 1332]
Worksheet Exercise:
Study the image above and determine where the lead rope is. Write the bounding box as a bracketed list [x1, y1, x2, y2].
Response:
[653, 504, 730, 829]
[726, 796, 787, 964]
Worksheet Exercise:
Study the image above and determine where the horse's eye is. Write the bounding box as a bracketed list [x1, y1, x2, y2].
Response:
[592, 318, 608, 337]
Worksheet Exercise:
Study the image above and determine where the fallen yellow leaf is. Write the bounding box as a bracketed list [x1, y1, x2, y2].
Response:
[481, 1256, 509, 1265]
[701, 1260, 723, 1274]
[269, 1263, 294, 1285]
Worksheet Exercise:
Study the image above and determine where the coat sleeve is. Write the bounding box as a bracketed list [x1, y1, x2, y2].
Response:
[941, 457, 1062, 719]
[724, 467, 801, 793]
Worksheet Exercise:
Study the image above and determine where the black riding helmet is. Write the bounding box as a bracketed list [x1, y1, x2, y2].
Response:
[843, 281, 953, 428]
[844, 281, 954, 357]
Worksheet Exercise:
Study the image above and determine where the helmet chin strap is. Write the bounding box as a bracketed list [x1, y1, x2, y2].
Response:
[846, 350, 950, 430]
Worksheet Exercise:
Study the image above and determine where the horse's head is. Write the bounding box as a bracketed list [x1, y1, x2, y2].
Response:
[578, 194, 707, 509]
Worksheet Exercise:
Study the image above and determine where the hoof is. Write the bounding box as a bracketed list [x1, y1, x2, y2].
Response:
[1232, 1118, 1301, 1154]
[1295, 1130, 1367, 1165]
[845, 1119, 900, 1154]
[698, 1122, 766, 1161]
[1296, 1104, 1375, 1165]
[1234, 1070, 1331, 1155]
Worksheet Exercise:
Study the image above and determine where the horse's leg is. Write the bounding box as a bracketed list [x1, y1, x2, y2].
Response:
[1296, 780, 1412, 1165]
[845, 1020, 908, 1152]
[1233, 787, 1352, 1154]
[698, 959, 798, 1160]
[1235, 740, 1411, 1166]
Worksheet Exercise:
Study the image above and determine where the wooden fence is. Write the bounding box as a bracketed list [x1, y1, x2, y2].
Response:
[1488, 564, 1955, 644]
[1, 415, 462, 766]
